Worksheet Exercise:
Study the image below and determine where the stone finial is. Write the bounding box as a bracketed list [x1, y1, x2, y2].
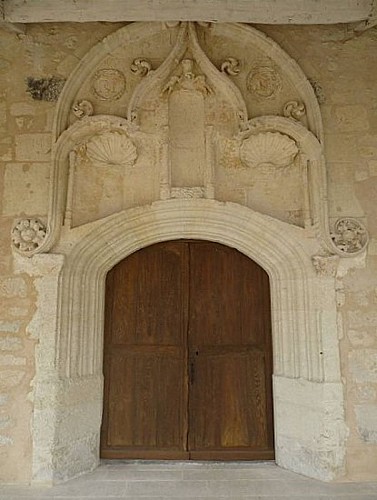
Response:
[331, 218, 369, 255]
[11, 218, 47, 255]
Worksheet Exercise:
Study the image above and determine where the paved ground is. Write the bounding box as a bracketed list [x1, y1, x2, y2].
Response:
[1, 461, 377, 499]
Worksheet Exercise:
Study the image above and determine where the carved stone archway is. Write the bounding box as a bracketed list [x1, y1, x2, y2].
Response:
[20, 200, 347, 483]
[11, 21, 369, 484]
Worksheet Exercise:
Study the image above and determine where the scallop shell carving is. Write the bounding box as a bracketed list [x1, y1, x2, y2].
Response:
[240, 132, 298, 169]
[86, 131, 137, 167]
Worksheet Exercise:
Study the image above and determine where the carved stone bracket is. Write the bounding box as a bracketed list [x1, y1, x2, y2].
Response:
[331, 218, 369, 255]
[11, 218, 47, 255]
[312, 254, 340, 277]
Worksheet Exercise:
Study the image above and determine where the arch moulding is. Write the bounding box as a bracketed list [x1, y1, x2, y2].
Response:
[20, 200, 348, 484]
[11, 21, 367, 485]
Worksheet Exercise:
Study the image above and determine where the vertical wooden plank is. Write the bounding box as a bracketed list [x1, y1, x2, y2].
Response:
[101, 241, 189, 458]
[188, 241, 274, 459]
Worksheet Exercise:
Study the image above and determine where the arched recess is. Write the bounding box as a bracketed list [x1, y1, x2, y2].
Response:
[28, 200, 347, 484]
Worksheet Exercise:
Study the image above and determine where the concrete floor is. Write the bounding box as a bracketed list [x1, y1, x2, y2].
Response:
[1, 461, 377, 499]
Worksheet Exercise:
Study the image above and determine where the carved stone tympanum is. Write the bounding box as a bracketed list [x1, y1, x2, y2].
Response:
[11, 218, 47, 254]
[331, 218, 369, 254]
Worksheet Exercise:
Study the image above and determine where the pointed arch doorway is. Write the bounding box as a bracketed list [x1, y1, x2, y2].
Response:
[100, 240, 274, 461]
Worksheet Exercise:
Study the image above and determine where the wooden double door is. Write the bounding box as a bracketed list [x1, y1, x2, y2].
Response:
[101, 240, 274, 460]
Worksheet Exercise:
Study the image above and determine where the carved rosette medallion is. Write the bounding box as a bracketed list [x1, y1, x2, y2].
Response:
[331, 218, 369, 255]
[85, 131, 137, 168]
[91, 69, 126, 101]
[11, 218, 47, 255]
[240, 132, 298, 169]
[246, 65, 282, 99]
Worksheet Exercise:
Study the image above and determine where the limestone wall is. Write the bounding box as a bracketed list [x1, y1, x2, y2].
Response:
[0, 21, 376, 483]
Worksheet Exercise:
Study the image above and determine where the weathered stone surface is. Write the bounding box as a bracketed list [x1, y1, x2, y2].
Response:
[0, 277, 27, 298]
[3, 163, 49, 216]
[0, 354, 26, 365]
[355, 404, 377, 443]
[0, 336, 23, 351]
[0, 322, 21, 333]
[15, 134, 51, 162]
[349, 350, 377, 383]
[0, 370, 25, 389]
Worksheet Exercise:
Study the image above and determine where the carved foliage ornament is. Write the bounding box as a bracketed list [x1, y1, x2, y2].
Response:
[246, 65, 282, 99]
[131, 58, 152, 77]
[221, 58, 241, 76]
[85, 131, 137, 168]
[72, 100, 94, 119]
[11, 218, 47, 255]
[240, 132, 298, 169]
[283, 100, 306, 120]
[91, 69, 126, 101]
[331, 218, 369, 255]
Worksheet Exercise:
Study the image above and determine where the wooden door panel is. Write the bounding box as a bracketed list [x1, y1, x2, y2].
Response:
[188, 241, 274, 459]
[101, 240, 274, 461]
[103, 348, 187, 452]
[188, 242, 270, 347]
[101, 241, 189, 458]
[189, 351, 272, 452]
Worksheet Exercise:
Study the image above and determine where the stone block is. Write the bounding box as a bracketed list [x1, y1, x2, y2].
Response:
[0, 322, 21, 333]
[15, 134, 51, 162]
[0, 277, 27, 298]
[2, 163, 49, 216]
[0, 354, 26, 366]
[0, 370, 25, 389]
[355, 404, 377, 444]
[349, 349, 377, 383]
[0, 336, 23, 352]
